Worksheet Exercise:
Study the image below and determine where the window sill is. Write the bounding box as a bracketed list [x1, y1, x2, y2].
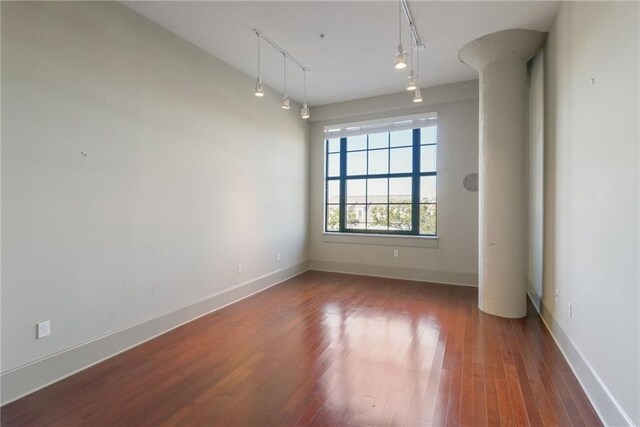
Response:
[321, 232, 439, 248]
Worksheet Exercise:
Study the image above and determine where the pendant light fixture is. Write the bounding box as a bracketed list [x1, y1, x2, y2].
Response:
[281, 54, 290, 109]
[394, 0, 407, 69]
[251, 29, 311, 118]
[254, 33, 264, 97]
[406, 36, 417, 91]
[413, 44, 423, 103]
[301, 69, 310, 119]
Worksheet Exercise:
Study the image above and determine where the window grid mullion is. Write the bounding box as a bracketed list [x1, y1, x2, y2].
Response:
[338, 137, 347, 232]
[328, 127, 436, 236]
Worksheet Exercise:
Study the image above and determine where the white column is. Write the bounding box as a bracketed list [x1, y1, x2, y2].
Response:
[459, 29, 545, 318]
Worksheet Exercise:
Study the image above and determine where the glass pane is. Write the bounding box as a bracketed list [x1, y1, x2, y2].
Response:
[368, 149, 389, 175]
[326, 205, 340, 231]
[389, 177, 412, 202]
[420, 204, 437, 235]
[368, 132, 388, 149]
[390, 147, 412, 173]
[367, 204, 388, 230]
[327, 153, 340, 177]
[390, 129, 413, 147]
[327, 180, 340, 204]
[347, 151, 366, 176]
[327, 138, 341, 153]
[346, 179, 366, 204]
[421, 126, 437, 144]
[367, 178, 388, 204]
[345, 204, 365, 229]
[420, 176, 436, 203]
[420, 145, 436, 173]
[347, 135, 367, 151]
[389, 204, 412, 230]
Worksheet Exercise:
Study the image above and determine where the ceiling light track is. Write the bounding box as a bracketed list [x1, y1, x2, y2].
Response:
[400, 0, 424, 51]
[252, 29, 312, 119]
[252, 29, 312, 76]
[394, 0, 424, 103]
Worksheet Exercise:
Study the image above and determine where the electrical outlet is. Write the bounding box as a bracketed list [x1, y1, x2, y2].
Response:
[276, 253, 281, 261]
[37, 321, 50, 339]
[555, 290, 559, 303]
[237, 264, 242, 274]
[393, 250, 399, 258]
[568, 303, 573, 319]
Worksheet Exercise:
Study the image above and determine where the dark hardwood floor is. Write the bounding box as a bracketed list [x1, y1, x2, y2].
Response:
[1, 271, 601, 426]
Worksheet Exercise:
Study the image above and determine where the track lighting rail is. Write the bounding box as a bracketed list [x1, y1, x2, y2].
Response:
[252, 29, 312, 74]
[400, 0, 424, 50]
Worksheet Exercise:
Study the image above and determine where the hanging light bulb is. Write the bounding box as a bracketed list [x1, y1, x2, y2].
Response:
[395, 46, 407, 70]
[407, 74, 417, 91]
[281, 54, 290, 109]
[301, 69, 310, 119]
[406, 37, 416, 90]
[394, 1, 407, 69]
[254, 33, 264, 97]
[413, 44, 422, 103]
[413, 88, 423, 103]
[255, 79, 264, 97]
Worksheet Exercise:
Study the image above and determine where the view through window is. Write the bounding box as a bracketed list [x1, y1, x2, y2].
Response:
[324, 115, 437, 236]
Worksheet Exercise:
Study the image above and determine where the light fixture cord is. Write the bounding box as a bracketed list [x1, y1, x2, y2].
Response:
[410, 34, 414, 73]
[283, 54, 287, 97]
[303, 69, 307, 104]
[416, 43, 420, 84]
[398, 0, 402, 46]
[257, 33, 261, 80]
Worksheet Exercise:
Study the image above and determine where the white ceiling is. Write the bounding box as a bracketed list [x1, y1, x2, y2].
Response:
[123, 1, 560, 106]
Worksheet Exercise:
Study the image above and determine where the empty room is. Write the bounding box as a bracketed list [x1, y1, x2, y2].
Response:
[1, 1, 638, 426]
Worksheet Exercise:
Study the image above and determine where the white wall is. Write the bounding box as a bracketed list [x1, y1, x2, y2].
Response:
[308, 81, 479, 286]
[540, 1, 639, 425]
[1, 1, 308, 400]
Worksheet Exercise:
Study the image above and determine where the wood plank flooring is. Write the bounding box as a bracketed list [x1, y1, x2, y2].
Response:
[1, 271, 601, 426]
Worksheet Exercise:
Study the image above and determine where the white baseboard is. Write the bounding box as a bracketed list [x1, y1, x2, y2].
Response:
[0, 262, 308, 405]
[308, 259, 478, 287]
[527, 292, 635, 427]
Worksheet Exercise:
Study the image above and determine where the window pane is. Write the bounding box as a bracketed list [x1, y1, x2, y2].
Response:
[420, 126, 437, 144]
[420, 145, 436, 173]
[389, 147, 412, 173]
[326, 205, 340, 231]
[367, 178, 388, 204]
[389, 204, 412, 230]
[347, 151, 367, 176]
[327, 180, 340, 204]
[327, 153, 340, 177]
[346, 179, 366, 204]
[390, 129, 412, 147]
[420, 176, 436, 203]
[368, 149, 389, 175]
[345, 204, 365, 229]
[367, 204, 388, 230]
[420, 204, 436, 235]
[327, 138, 341, 153]
[347, 135, 367, 151]
[389, 177, 412, 202]
[368, 132, 388, 149]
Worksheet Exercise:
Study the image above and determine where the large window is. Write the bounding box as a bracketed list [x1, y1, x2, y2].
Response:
[324, 114, 437, 236]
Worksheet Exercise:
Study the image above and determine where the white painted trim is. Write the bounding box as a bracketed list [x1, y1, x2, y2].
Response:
[527, 293, 635, 427]
[322, 232, 439, 248]
[309, 260, 477, 287]
[1, 262, 309, 405]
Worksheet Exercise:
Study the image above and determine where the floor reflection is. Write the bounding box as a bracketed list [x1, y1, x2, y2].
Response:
[317, 300, 444, 426]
